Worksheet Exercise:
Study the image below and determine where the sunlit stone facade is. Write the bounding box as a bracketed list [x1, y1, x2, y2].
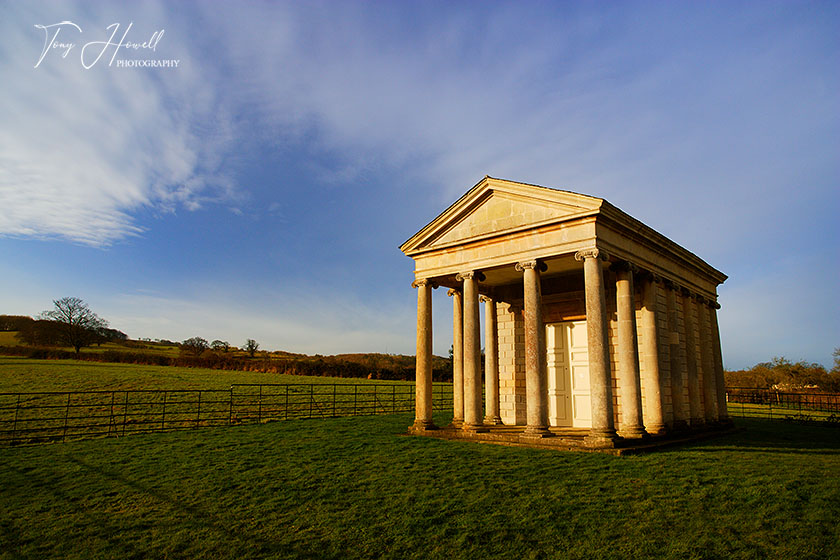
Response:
[400, 177, 728, 448]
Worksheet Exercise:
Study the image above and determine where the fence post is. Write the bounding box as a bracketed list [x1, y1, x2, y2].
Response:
[12, 394, 20, 443]
[196, 390, 202, 427]
[63, 392, 71, 442]
[228, 386, 234, 425]
[122, 392, 129, 436]
[108, 392, 116, 436]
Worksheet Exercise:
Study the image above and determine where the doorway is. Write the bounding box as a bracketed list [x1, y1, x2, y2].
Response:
[546, 321, 591, 428]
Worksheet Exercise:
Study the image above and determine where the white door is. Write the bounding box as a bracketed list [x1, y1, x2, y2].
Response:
[546, 323, 571, 426]
[546, 321, 591, 428]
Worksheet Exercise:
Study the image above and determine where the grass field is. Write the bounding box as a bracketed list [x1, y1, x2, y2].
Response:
[0, 356, 411, 393]
[1, 357, 838, 558]
[0, 332, 182, 357]
[0, 413, 837, 560]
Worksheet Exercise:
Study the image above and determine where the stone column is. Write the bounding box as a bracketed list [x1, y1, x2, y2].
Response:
[575, 248, 618, 446]
[411, 279, 436, 431]
[447, 289, 464, 427]
[614, 263, 647, 438]
[457, 271, 486, 432]
[709, 301, 730, 423]
[516, 260, 550, 437]
[639, 273, 666, 435]
[697, 296, 719, 423]
[480, 295, 502, 425]
[665, 281, 689, 432]
[681, 289, 704, 427]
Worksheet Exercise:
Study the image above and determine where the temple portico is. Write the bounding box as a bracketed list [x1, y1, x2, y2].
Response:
[401, 177, 730, 449]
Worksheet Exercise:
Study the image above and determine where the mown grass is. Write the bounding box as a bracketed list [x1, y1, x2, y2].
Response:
[0, 332, 20, 347]
[0, 414, 838, 560]
[0, 356, 411, 393]
[0, 332, 181, 357]
[728, 401, 838, 422]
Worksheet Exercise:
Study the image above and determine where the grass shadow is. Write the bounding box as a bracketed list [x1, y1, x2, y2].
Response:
[685, 417, 840, 454]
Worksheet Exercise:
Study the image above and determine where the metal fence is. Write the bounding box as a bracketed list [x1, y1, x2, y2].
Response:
[0, 383, 453, 446]
[726, 388, 840, 423]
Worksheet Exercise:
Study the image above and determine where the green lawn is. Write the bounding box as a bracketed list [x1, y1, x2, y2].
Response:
[0, 414, 837, 560]
[0, 356, 411, 393]
[0, 357, 837, 558]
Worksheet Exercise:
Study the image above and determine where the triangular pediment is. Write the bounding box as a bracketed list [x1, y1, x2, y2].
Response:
[401, 177, 603, 255]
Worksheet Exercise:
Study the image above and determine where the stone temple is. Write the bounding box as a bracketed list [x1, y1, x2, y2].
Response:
[400, 176, 730, 450]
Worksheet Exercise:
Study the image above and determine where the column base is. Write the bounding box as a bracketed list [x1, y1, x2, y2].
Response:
[462, 422, 489, 433]
[408, 420, 438, 433]
[520, 425, 552, 439]
[645, 423, 668, 436]
[618, 426, 649, 440]
[483, 415, 503, 425]
[448, 418, 464, 429]
[584, 429, 620, 448]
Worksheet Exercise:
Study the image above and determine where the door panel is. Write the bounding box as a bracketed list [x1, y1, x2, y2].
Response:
[546, 324, 571, 426]
[546, 321, 591, 428]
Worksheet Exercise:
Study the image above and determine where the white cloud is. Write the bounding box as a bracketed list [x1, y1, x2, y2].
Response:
[0, 2, 235, 246]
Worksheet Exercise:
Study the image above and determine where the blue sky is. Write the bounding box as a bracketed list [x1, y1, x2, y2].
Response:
[0, 1, 837, 369]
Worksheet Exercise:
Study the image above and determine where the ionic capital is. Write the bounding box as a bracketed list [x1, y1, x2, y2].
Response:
[447, 288, 461, 298]
[610, 261, 639, 274]
[479, 295, 493, 304]
[663, 278, 681, 292]
[574, 247, 609, 262]
[638, 270, 661, 283]
[514, 260, 547, 272]
[411, 279, 438, 289]
[455, 270, 486, 282]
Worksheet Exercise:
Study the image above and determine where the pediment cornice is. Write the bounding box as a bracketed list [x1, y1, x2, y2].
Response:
[400, 176, 604, 255]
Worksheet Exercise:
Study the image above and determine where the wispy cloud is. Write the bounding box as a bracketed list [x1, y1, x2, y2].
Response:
[0, 2, 235, 246]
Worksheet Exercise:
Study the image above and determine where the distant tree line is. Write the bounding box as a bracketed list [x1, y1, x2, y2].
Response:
[0, 344, 451, 381]
[725, 352, 840, 392]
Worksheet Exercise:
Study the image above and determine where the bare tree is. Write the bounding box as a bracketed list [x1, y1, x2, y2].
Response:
[211, 340, 231, 353]
[39, 297, 108, 355]
[244, 339, 259, 358]
[181, 337, 209, 357]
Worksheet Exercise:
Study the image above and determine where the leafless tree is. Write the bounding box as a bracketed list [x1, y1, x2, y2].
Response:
[244, 339, 259, 358]
[39, 297, 108, 355]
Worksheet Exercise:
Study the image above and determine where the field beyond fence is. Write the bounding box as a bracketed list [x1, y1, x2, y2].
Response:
[726, 387, 840, 423]
[0, 383, 453, 445]
[2, 382, 838, 446]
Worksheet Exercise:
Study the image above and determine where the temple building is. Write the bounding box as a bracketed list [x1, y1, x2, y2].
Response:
[400, 176, 729, 449]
